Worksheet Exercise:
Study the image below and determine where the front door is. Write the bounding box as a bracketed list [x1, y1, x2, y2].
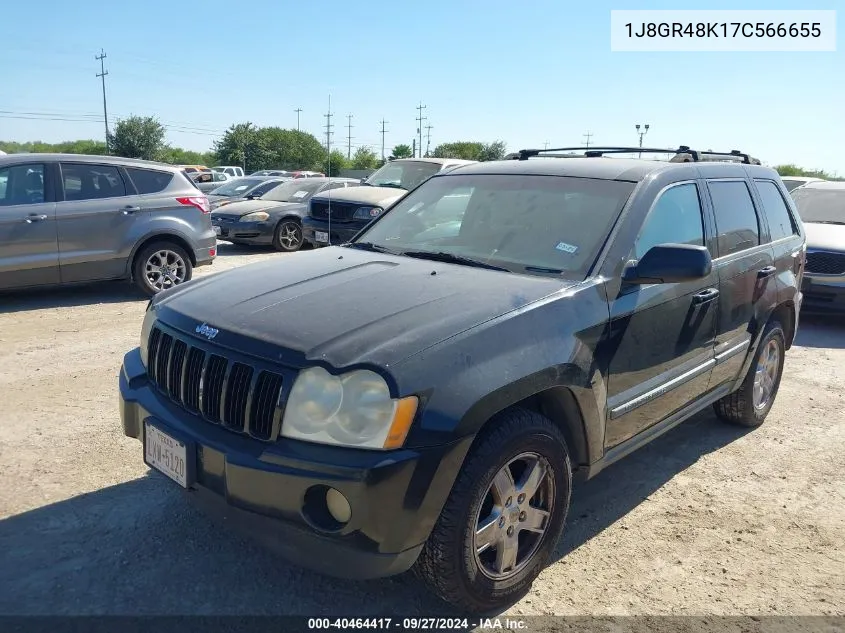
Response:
[0, 162, 59, 290]
[56, 162, 139, 283]
[605, 181, 719, 448]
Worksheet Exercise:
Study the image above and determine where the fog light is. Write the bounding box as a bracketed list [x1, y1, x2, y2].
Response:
[326, 488, 351, 524]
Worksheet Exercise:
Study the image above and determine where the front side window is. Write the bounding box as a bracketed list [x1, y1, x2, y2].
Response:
[354, 174, 635, 278]
[707, 180, 761, 257]
[0, 163, 45, 206]
[61, 163, 126, 201]
[634, 183, 705, 259]
[364, 161, 442, 191]
[755, 180, 799, 240]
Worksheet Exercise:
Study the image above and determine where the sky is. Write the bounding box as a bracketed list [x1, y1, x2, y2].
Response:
[1, 0, 842, 172]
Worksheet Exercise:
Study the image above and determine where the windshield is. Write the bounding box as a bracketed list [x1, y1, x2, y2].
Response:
[209, 177, 266, 197]
[791, 187, 845, 224]
[364, 161, 442, 190]
[260, 179, 325, 202]
[353, 174, 635, 278]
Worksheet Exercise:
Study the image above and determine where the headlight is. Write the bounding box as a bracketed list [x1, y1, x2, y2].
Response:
[352, 206, 383, 220]
[281, 366, 418, 450]
[139, 303, 156, 367]
[240, 211, 269, 222]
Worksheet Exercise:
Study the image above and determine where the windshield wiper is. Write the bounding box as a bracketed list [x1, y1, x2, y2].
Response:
[400, 250, 509, 272]
[345, 242, 401, 255]
[524, 265, 564, 274]
[376, 182, 408, 190]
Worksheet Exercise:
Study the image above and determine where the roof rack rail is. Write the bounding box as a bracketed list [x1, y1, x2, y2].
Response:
[507, 145, 760, 165]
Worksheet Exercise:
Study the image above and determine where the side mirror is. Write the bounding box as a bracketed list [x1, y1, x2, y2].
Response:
[623, 244, 712, 284]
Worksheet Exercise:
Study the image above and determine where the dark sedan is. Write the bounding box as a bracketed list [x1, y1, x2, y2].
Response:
[790, 181, 845, 314]
[211, 177, 360, 252]
[206, 176, 289, 210]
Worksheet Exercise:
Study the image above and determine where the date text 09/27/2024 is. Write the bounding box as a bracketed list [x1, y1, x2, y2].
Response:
[306, 618, 527, 630]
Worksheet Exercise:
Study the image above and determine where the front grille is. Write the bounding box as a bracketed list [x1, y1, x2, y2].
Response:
[805, 251, 845, 275]
[146, 325, 285, 440]
[309, 200, 356, 222]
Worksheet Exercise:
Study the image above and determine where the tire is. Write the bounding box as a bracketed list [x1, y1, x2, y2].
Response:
[272, 219, 304, 252]
[414, 408, 572, 614]
[132, 241, 193, 297]
[713, 320, 786, 427]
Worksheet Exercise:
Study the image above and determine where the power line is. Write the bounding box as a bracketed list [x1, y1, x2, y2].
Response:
[379, 119, 389, 161]
[294, 108, 302, 131]
[346, 114, 354, 159]
[415, 102, 427, 158]
[583, 131, 594, 148]
[424, 124, 433, 157]
[95, 49, 109, 153]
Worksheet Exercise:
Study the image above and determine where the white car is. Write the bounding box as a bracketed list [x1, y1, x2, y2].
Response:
[781, 176, 825, 192]
[213, 165, 245, 178]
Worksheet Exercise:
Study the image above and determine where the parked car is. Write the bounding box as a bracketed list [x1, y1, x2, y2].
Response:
[290, 170, 325, 178]
[212, 177, 360, 252]
[0, 153, 216, 295]
[790, 180, 845, 313]
[206, 176, 289, 209]
[177, 164, 212, 175]
[213, 165, 245, 178]
[250, 170, 293, 177]
[195, 171, 229, 193]
[302, 157, 475, 246]
[781, 176, 825, 192]
[119, 144, 805, 612]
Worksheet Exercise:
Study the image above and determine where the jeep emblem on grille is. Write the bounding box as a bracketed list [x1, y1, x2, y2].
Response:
[195, 323, 219, 340]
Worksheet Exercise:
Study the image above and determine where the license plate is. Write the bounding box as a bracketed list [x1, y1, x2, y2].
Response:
[144, 422, 189, 488]
[214, 225, 221, 236]
[315, 231, 329, 243]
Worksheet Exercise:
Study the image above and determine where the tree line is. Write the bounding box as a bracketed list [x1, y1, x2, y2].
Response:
[1, 114, 839, 179]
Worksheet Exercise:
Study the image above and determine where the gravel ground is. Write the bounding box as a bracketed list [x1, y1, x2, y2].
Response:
[0, 242, 843, 617]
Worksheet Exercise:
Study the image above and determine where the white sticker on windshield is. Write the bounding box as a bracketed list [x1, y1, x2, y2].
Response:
[555, 241, 579, 254]
[234, 186, 248, 191]
[292, 190, 308, 199]
[407, 202, 425, 213]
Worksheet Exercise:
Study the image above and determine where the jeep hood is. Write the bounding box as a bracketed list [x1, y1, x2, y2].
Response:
[153, 246, 571, 369]
[803, 222, 845, 252]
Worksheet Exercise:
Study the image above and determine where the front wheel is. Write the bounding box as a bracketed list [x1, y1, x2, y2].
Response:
[272, 219, 304, 252]
[414, 408, 572, 614]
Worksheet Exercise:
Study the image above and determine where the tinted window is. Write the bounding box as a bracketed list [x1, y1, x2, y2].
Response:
[707, 180, 760, 257]
[755, 180, 798, 240]
[126, 168, 174, 194]
[365, 161, 441, 190]
[791, 187, 845, 224]
[781, 179, 807, 192]
[262, 179, 325, 202]
[358, 174, 635, 278]
[634, 183, 704, 259]
[61, 163, 126, 201]
[0, 164, 45, 206]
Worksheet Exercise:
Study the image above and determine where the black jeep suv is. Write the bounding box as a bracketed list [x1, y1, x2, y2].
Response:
[119, 145, 806, 613]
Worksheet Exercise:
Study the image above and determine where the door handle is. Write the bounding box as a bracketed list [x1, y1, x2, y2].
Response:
[692, 288, 720, 305]
[122, 205, 141, 215]
[757, 265, 777, 279]
[24, 214, 48, 223]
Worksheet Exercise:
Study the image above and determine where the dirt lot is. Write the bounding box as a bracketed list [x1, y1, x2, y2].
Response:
[0, 243, 843, 617]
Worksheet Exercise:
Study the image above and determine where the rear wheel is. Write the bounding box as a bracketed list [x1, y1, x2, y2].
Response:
[414, 408, 572, 613]
[132, 241, 193, 297]
[272, 219, 304, 252]
[713, 320, 785, 427]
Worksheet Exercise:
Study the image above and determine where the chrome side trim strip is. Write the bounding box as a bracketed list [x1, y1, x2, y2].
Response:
[609, 358, 716, 420]
[715, 340, 750, 364]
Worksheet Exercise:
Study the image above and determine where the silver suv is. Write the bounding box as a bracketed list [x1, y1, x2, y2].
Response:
[0, 153, 217, 296]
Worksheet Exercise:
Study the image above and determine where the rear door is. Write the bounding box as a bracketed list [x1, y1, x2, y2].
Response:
[0, 161, 60, 289]
[56, 161, 140, 283]
[704, 178, 780, 389]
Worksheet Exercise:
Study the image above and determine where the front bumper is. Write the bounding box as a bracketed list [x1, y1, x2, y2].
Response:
[118, 347, 470, 579]
[211, 216, 274, 245]
[801, 275, 845, 314]
[302, 216, 365, 247]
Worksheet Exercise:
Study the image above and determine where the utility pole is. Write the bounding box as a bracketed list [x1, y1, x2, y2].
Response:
[379, 119, 389, 161]
[543, 141, 550, 150]
[323, 95, 334, 167]
[294, 108, 302, 131]
[415, 102, 427, 158]
[424, 124, 433, 157]
[635, 123, 649, 158]
[346, 114, 354, 159]
[95, 49, 109, 152]
[412, 139, 416, 159]
[583, 131, 594, 148]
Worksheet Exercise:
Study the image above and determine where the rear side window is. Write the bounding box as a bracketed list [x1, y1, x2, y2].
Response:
[634, 182, 704, 259]
[126, 168, 174, 194]
[754, 180, 799, 241]
[61, 163, 126, 201]
[707, 180, 761, 257]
